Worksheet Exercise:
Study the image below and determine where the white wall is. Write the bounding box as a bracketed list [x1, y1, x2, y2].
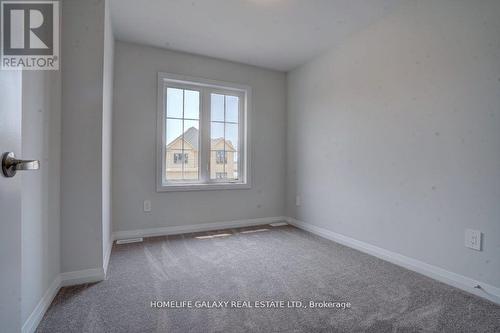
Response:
[21, 70, 61, 323]
[60, 0, 106, 272]
[287, 0, 500, 288]
[112, 41, 286, 233]
[20, 0, 113, 326]
[102, 0, 114, 271]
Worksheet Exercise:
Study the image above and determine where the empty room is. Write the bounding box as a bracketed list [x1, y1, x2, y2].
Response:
[1, 0, 500, 332]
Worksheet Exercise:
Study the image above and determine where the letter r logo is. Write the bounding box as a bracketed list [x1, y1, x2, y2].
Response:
[2, 1, 54, 55]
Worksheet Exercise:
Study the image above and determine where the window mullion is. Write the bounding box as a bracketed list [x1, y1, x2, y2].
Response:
[181, 89, 185, 179]
[239, 91, 244, 182]
[162, 85, 167, 184]
[200, 88, 210, 183]
[223, 94, 226, 177]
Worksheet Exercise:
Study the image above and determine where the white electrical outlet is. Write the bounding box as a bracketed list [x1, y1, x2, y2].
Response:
[143, 200, 151, 212]
[295, 195, 301, 207]
[465, 229, 481, 251]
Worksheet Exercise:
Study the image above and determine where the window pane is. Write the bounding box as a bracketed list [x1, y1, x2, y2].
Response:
[211, 122, 224, 150]
[215, 150, 227, 164]
[225, 123, 239, 151]
[165, 87, 200, 182]
[210, 150, 225, 179]
[184, 120, 199, 146]
[172, 152, 188, 164]
[165, 149, 183, 180]
[166, 88, 183, 118]
[183, 120, 199, 180]
[227, 152, 238, 180]
[182, 148, 198, 180]
[184, 90, 199, 120]
[211, 93, 224, 122]
[166, 118, 183, 147]
[215, 172, 227, 179]
[225, 95, 239, 123]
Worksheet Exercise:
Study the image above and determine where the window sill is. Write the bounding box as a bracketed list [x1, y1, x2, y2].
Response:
[156, 182, 251, 192]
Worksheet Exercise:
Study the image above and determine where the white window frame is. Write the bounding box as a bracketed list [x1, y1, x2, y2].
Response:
[157, 72, 252, 192]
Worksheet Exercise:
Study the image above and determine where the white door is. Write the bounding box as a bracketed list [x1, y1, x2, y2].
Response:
[0, 71, 23, 332]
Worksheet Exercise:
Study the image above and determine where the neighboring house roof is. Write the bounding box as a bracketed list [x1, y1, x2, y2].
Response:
[183, 126, 199, 150]
[167, 127, 236, 151]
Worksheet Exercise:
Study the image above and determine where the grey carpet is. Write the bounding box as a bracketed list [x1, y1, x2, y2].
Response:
[37, 225, 500, 332]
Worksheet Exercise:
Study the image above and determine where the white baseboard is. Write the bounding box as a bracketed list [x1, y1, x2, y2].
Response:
[23, 267, 107, 332]
[112, 216, 287, 241]
[22, 266, 107, 332]
[287, 217, 500, 305]
[22, 275, 61, 333]
[59, 268, 105, 287]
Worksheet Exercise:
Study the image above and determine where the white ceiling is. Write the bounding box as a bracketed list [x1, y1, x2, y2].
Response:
[110, 0, 400, 71]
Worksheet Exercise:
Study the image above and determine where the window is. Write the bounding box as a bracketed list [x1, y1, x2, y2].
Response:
[215, 150, 226, 164]
[216, 172, 227, 179]
[173, 153, 188, 164]
[157, 72, 251, 191]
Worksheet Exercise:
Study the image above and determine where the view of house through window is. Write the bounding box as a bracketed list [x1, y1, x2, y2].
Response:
[210, 93, 239, 180]
[159, 74, 249, 190]
[165, 88, 200, 181]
